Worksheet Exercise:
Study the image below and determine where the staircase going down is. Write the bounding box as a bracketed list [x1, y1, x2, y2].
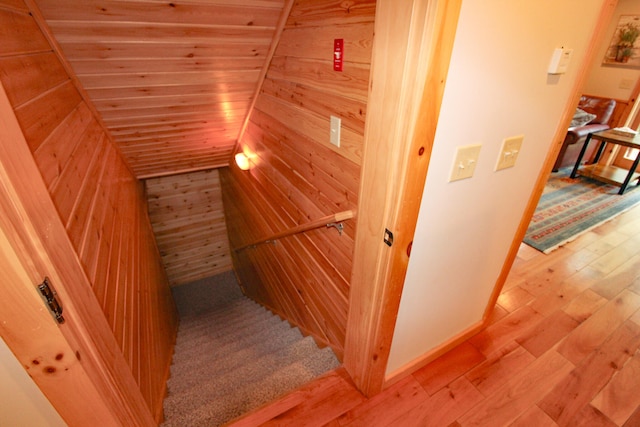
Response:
[162, 272, 340, 426]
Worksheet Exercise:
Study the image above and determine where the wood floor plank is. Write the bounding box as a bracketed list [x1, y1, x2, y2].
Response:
[527, 265, 604, 318]
[513, 245, 573, 282]
[411, 341, 486, 396]
[589, 238, 639, 275]
[538, 321, 640, 425]
[508, 405, 556, 427]
[486, 304, 509, 326]
[590, 254, 640, 300]
[468, 306, 544, 357]
[617, 212, 640, 236]
[457, 350, 573, 427]
[623, 405, 640, 427]
[557, 289, 640, 365]
[336, 375, 426, 426]
[564, 230, 601, 251]
[591, 349, 640, 425]
[389, 377, 483, 427]
[562, 289, 608, 323]
[631, 307, 640, 327]
[584, 229, 630, 252]
[527, 281, 585, 317]
[564, 405, 617, 427]
[229, 368, 365, 427]
[516, 242, 541, 261]
[497, 286, 535, 313]
[518, 261, 576, 297]
[465, 341, 535, 397]
[564, 246, 602, 271]
[515, 310, 580, 357]
[560, 265, 605, 292]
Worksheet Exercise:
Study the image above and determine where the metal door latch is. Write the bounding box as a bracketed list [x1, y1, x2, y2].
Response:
[384, 228, 394, 247]
[37, 277, 65, 324]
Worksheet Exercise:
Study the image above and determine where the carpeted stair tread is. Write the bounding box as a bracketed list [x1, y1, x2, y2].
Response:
[162, 273, 340, 426]
[175, 309, 279, 345]
[166, 335, 322, 395]
[166, 362, 326, 427]
[174, 306, 278, 347]
[168, 331, 315, 391]
[163, 337, 339, 426]
[176, 299, 270, 334]
[167, 320, 305, 380]
[175, 319, 300, 363]
[166, 346, 340, 427]
[171, 312, 292, 361]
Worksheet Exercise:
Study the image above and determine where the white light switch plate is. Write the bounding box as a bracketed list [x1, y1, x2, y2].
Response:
[449, 144, 482, 182]
[330, 115, 341, 147]
[495, 135, 524, 171]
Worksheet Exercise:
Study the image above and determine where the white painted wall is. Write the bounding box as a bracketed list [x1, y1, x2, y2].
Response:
[387, 0, 605, 374]
[0, 338, 67, 426]
[583, 0, 640, 101]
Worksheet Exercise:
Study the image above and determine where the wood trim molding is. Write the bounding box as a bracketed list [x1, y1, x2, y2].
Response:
[482, 0, 620, 320]
[235, 0, 295, 149]
[0, 81, 155, 425]
[344, 0, 462, 397]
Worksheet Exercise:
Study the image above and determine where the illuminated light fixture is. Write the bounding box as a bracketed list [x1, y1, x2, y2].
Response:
[235, 152, 251, 171]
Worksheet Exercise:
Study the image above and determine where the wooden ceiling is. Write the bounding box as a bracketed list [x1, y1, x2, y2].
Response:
[32, 0, 287, 178]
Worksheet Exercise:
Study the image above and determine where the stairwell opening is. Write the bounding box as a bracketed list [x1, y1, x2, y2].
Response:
[161, 271, 340, 426]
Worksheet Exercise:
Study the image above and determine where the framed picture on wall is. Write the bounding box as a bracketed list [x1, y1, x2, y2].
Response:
[603, 15, 640, 69]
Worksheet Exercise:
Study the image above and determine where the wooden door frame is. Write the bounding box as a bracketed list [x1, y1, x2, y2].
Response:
[344, 0, 462, 397]
[345, 0, 618, 397]
[0, 82, 155, 425]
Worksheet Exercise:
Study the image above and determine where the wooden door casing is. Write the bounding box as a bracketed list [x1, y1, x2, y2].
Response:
[0, 81, 155, 425]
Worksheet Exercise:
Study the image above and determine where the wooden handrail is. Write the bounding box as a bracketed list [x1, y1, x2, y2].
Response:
[235, 210, 354, 252]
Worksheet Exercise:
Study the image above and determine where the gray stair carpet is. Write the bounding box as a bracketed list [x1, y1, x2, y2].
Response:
[162, 271, 340, 427]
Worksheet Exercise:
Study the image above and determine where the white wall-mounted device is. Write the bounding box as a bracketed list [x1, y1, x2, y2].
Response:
[548, 48, 573, 75]
[330, 115, 341, 147]
[449, 144, 482, 182]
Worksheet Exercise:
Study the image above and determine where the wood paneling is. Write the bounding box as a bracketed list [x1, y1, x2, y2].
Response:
[0, 77, 153, 427]
[31, 0, 289, 178]
[145, 169, 233, 286]
[221, 0, 375, 357]
[0, 4, 177, 422]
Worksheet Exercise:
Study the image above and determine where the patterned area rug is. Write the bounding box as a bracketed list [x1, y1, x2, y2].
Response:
[524, 168, 640, 253]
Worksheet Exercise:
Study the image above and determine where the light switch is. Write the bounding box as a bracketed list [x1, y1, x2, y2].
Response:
[495, 135, 524, 171]
[449, 144, 482, 182]
[548, 48, 573, 74]
[330, 115, 341, 147]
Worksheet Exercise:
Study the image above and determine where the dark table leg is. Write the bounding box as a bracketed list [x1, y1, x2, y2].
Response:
[571, 133, 593, 178]
[619, 153, 640, 195]
[592, 140, 607, 163]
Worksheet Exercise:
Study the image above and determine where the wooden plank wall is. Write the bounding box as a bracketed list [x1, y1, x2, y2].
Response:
[221, 0, 375, 357]
[145, 169, 233, 286]
[0, 1, 177, 420]
[31, 0, 287, 178]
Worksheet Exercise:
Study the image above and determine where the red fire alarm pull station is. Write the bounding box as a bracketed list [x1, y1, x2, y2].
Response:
[334, 39, 344, 71]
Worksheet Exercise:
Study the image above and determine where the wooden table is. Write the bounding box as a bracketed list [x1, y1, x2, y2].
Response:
[570, 129, 640, 195]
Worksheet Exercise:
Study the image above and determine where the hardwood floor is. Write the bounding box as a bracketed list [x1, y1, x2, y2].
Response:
[228, 203, 640, 427]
